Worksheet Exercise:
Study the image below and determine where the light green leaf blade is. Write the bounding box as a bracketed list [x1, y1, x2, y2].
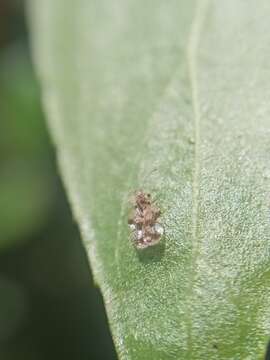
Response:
[28, 0, 270, 359]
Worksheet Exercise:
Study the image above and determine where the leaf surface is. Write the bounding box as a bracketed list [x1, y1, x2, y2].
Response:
[28, 0, 270, 358]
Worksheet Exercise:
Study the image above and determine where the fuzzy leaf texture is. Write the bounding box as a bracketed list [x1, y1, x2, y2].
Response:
[28, 0, 270, 359]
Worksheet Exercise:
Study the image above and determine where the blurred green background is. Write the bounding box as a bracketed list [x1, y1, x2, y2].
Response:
[0, 1, 117, 359]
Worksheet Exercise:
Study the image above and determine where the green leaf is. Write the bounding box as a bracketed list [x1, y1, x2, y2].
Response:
[27, 0, 270, 358]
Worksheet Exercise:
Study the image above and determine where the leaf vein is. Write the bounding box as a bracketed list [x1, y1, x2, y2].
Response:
[186, 0, 210, 354]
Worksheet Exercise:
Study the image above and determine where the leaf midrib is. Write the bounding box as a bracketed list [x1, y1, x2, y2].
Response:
[186, 0, 210, 354]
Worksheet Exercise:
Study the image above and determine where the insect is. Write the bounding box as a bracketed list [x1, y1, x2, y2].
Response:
[128, 191, 164, 249]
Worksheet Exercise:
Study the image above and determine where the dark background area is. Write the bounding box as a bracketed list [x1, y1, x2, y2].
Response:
[0, 1, 117, 359]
